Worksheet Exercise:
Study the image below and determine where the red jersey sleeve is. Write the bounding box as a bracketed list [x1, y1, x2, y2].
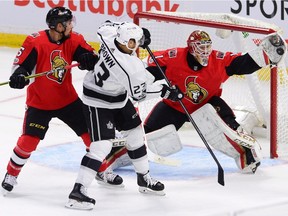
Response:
[14, 36, 34, 66]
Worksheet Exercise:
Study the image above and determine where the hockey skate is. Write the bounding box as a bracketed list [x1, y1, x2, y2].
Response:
[95, 170, 124, 188]
[1, 173, 17, 196]
[65, 183, 95, 210]
[236, 127, 261, 174]
[242, 147, 261, 174]
[137, 171, 165, 196]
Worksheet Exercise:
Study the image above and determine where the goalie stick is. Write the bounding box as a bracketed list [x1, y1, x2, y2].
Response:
[146, 46, 224, 186]
[0, 63, 80, 86]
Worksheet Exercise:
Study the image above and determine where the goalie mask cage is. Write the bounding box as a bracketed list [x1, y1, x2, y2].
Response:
[134, 11, 288, 158]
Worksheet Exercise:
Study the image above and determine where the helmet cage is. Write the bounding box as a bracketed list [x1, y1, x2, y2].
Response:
[187, 30, 212, 66]
[188, 41, 212, 57]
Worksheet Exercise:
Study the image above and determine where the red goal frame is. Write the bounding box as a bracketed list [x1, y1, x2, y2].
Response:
[134, 11, 279, 158]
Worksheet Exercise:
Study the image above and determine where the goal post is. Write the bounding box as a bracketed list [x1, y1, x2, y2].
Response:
[133, 11, 288, 158]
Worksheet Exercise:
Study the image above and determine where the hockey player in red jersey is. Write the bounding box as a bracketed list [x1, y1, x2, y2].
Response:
[143, 30, 286, 173]
[0, 7, 119, 195]
[97, 29, 286, 177]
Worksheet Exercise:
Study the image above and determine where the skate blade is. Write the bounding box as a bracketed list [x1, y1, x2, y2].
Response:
[96, 180, 125, 188]
[65, 199, 95, 210]
[139, 186, 166, 196]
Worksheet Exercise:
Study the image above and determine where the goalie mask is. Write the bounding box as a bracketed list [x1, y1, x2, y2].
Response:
[46, 7, 75, 30]
[187, 30, 212, 66]
[116, 22, 144, 52]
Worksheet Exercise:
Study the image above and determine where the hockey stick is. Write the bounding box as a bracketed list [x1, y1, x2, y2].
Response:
[146, 46, 224, 186]
[0, 63, 80, 86]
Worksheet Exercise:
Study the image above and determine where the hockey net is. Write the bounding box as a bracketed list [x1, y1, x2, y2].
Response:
[134, 11, 288, 158]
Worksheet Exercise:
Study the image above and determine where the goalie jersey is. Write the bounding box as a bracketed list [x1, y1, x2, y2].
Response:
[82, 22, 162, 109]
[147, 48, 242, 113]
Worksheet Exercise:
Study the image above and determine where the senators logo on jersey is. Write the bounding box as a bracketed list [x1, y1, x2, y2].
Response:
[185, 76, 208, 104]
[48, 50, 68, 84]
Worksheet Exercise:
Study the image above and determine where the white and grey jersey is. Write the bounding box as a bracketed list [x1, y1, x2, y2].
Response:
[82, 21, 162, 109]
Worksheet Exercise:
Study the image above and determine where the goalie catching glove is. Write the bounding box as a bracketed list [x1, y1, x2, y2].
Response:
[260, 32, 287, 65]
[249, 32, 287, 67]
[161, 84, 184, 102]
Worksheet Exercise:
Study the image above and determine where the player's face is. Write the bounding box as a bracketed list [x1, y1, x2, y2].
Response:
[128, 39, 137, 50]
[124, 39, 139, 54]
[63, 19, 73, 37]
[190, 42, 212, 66]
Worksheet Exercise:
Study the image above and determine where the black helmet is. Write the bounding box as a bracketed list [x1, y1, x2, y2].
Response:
[46, 7, 73, 29]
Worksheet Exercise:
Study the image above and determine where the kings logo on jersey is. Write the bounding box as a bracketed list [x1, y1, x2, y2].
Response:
[185, 76, 208, 104]
[48, 50, 68, 84]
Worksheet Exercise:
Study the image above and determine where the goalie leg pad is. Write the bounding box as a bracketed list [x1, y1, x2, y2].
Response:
[146, 124, 182, 157]
[192, 104, 262, 172]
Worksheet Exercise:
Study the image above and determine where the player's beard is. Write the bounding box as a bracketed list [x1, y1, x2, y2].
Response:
[63, 29, 72, 39]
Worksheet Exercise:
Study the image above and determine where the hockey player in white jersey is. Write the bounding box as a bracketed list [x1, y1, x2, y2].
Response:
[65, 21, 183, 210]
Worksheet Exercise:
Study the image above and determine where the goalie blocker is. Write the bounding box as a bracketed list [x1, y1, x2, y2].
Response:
[192, 104, 261, 174]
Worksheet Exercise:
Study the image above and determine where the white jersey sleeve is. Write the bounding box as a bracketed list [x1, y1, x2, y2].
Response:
[82, 21, 163, 109]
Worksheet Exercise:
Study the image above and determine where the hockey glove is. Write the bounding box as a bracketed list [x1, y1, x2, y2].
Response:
[140, 28, 151, 49]
[161, 85, 184, 102]
[78, 52, 99, 71]
[260, 32, 287, 65]
[9, 67, 30, 89]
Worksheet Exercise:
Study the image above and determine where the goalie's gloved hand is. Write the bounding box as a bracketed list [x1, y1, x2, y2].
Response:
[9, 67, 30, 89]
[260, 33, 287, 65]
[140, 28, 151, 49]
[78, 52, 99, 71]
[161, 84, 184, 102]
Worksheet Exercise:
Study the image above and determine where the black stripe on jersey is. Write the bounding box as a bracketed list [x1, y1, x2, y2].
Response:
[127, 145, 147, 160]
[86, 105, 99, 141]
[97, 32, 134, 97]
[20, 48, 37, 73]
[83, 86, 127, 103]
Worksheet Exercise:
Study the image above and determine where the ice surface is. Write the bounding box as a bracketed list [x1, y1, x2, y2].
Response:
[0, 47, 288, 216]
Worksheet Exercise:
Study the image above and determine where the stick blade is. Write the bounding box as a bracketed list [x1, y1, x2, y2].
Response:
[218, 167, 225, 186]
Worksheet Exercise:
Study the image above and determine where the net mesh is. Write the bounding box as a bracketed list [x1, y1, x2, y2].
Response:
[135, 11, 288, 157]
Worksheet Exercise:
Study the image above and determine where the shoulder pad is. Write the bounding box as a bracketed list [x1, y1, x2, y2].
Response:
[167, 48, 178, 58]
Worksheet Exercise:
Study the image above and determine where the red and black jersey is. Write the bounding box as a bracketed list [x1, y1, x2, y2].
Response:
[147, 47, 242, 113]
[13, 30, 94, 110]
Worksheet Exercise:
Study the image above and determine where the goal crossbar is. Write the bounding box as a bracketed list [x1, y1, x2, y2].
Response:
[134, 11, 284, 158]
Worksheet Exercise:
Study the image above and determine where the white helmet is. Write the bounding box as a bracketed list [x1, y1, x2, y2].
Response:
[116, 22, 144, 52]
